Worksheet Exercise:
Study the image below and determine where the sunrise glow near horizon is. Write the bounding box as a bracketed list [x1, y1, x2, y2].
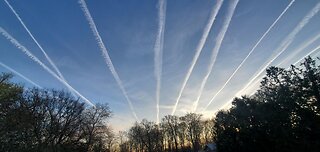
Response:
[1, 0, 320, 131]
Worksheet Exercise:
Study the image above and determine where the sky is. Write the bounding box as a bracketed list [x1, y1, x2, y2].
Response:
[1, 0, 320, 131]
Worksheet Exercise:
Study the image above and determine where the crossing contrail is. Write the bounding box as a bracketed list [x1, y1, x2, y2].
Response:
[200, 0, 295, 112]
[170, 0, 224, 115]
[0, 27, 95, 107]
[0, 61, 42, 88]
[190, 0, 239, 113]
[4, 0, 67, 82]
[78, 0, 138, 120]
[154, 0, 167, 124]
[236, 1, 320, 97]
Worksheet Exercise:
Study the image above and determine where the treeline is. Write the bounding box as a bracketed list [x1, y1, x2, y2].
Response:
[0, 73, 113, 152]
[121, 57, 320, 152]
[1, 57, 320, 152]
[119, 113, 214, 152]
[215, 57, 320, 152]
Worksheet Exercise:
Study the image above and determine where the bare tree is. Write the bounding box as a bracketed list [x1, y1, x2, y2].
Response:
[81, 103, 112, 151]
[161, 115, 179, 152]
[180, 113, 203, 152]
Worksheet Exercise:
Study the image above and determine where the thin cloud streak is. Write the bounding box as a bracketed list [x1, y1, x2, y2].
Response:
[0, 27, 95, 107]
[293, 45, 320, 65]
[237, 2, 320, 97]
[172, 0, 224, 114]
[172, 0, 223, 115]
[245, 45, 320, 96]
[203, 0, 295, 111]
[244, 34, 320, 96]
[4, 0, 67, 82]
[245, 44, 320, 97]
[246, 34, 320, 96]
[195, 0, 239, 112]
[0, 61, 42, 88]
[245, 45, 320, 98]
[154, 0, 167, 123]
[216, 3, 320, 111]
[78, 0, 138, 120]
[278, 31, 320, 66]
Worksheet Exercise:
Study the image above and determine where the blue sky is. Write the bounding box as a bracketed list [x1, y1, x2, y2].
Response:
[1, 0, 320, 131]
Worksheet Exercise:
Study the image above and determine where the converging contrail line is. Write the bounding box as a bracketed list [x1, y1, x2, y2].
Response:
[171, 0, 224, 115]
[154, 0, 167, 124]
[0, 27, 95, 107]
[78, 0, 138, 120]
[237, 1, 320, 97]
[4, 0, 67, 82]
[201, 0, 295, 112]
[191, 0, 239, 113]
[0, 61, 42, 88]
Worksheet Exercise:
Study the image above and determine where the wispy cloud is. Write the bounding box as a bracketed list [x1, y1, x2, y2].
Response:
[193, 0, 240, 112]
[237, 1, 320, 97]
[0, 27, 95, 107]
[202, 0, 295, 112]
[4, 0, 67, 82]
[154, 0, 167, 124]
[78, 0, 138, 120]
[171, 0, 224, 115]
[0, 61, 42, 88]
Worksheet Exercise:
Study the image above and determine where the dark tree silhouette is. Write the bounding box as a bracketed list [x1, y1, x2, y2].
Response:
[0, 73, 113, 152]
[215, 57, 320, 152]
[2, 56, 320, 152]
[123, 57, 320, 152]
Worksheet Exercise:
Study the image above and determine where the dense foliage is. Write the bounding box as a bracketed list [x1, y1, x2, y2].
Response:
[0, 73, 112, 152]
[215, 57, 320, 152]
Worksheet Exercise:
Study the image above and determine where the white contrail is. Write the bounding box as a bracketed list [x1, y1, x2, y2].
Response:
[230, 45, 320, 109]
[245, 44, 320, 97]
[154, 0, 167, 124]
[293, 45, 320, 66]
[171, 0, 224, 114]
[201, 0, 295, 112]
[0, 27, 95, 107]
[277, 31, 320, 66]
[237, 2, 320, 97]
[0, 61, 42, 88]
[215, 2, 320, 110]
[243, 33, 320, 96]
[4, 0, 67, 82]
[78, 0, 138, 120]
[190, 0, 239, 113]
